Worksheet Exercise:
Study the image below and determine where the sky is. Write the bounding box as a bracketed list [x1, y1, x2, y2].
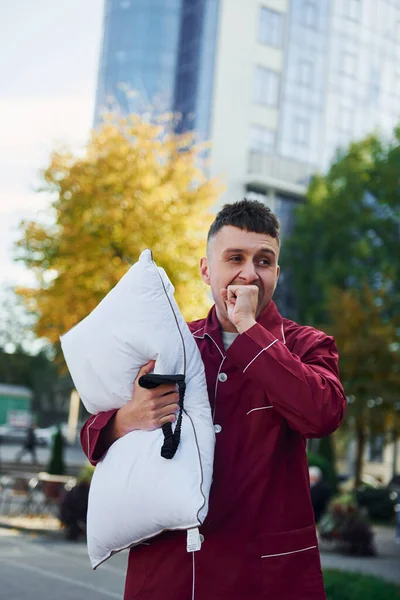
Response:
[0, 0, 104, 286]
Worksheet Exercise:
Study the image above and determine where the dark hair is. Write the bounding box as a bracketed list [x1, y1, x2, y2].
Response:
[207, 199, 280, 245]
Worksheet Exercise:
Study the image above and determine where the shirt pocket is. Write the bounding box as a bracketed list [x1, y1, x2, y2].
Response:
[258, 525, 325, 599]
[245, 397, 283, 454]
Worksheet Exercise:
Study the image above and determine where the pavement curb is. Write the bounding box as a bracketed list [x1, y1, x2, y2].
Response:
[0, 519, 63, 536]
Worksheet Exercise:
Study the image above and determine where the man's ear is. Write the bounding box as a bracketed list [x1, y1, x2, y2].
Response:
[200, 256, 211, 285]
[274, 264, 280, 289]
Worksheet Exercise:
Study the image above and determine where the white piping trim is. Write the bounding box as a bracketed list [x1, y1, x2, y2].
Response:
[192, 552, 196, 600]
[192, 326, 205, 337]
[261, 545, 317, 559]
[213, 356, 226, 420]
[86, 413, 101, 459]
[247, 406, 273, 415]
[281, 323, 286, 345]
[243, 339, 279, 373]
[193, 330, 225, 422]
[204, 332, 225, 359]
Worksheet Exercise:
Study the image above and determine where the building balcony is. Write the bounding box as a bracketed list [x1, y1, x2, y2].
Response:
[246, 150, 316, 198]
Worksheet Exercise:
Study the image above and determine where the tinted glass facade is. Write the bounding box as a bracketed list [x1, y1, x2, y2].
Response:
[94, 0, 219, 139]
[279, 0, 400, 171]
[277, 0, 331, 167]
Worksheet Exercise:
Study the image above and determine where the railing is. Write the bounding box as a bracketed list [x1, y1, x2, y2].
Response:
[0, 472, 77, 518]
[247, 151, 314, 188]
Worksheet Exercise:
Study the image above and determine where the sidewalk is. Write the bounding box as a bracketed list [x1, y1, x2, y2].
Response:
[0, 517, 399, 586]
[320, 525, 400, 585]
[0, 514, 62, 535]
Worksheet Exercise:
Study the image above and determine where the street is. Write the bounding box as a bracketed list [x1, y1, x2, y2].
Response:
[320, 526, 400, 585]
[1, 525, 400, 600]
[0, 528, 127, 599]
[0, 442, 87, 471]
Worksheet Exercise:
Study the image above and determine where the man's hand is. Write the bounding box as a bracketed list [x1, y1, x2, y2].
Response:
[221, 285, 258, 334]
[109, 360, 180, 443]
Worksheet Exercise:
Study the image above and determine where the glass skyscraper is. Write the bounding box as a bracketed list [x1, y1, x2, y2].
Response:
[94, 0, 400, 316]
[94, 0, 220, 139]
[95, 0, 400, 238]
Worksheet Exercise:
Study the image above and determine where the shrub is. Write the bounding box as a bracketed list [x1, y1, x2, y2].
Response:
[48, 425, 66, 475]
[324, 569, 400, 600]
[78, 462, 95, 484]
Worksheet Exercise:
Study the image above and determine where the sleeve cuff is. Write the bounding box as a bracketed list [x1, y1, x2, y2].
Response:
[81, 409, 118, 465]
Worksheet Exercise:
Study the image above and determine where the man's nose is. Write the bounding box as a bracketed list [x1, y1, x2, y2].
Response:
[239, 261, 258, 283]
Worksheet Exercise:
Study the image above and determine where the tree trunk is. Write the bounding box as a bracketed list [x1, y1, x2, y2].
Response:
[392, 429, 399, 480]
[354, 421, 366, 488]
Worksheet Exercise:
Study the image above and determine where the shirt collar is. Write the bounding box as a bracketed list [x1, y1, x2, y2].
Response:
[193, 300, 285, 351]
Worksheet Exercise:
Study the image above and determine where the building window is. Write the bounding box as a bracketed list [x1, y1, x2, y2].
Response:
[254, 66, 279, 106]
[259, 7, 284, 48]
[369, 66, 380, 103]
[395, 73, 400, 97]
[339, 108, 354, 133]
[298, 60, 313, 86]
[250, 125, 275, 153]
[294, 118, 309, 145]
[341, 52, 357, 77]
[368, 435, 384, 463]
[344, 0, 361, 21]
[303, 1, 318, 28]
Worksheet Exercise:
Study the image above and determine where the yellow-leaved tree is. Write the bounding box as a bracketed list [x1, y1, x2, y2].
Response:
[16, 113, 221, 345]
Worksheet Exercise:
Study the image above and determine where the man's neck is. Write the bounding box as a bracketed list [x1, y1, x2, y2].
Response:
[215, 307, 238, 333]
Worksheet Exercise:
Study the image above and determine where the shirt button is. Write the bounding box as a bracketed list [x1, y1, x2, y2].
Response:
[214, 424, 222, 433]
[218, 372, 228, 382]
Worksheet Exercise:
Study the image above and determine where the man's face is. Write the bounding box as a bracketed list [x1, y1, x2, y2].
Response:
[200, 226, 280, 322]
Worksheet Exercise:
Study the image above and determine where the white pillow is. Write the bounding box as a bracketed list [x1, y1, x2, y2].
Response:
[60, 249, 215, 568]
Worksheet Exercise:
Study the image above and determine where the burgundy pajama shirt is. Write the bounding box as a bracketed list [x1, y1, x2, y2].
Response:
[81, 301, 346, 599]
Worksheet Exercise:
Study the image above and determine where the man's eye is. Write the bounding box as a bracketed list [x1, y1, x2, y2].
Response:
[229, 256, 242, 262]
[259, 259, 270, 266]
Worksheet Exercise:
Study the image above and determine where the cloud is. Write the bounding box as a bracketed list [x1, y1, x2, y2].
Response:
[0, 94, 94, 167]
[0, 93, 94, 283]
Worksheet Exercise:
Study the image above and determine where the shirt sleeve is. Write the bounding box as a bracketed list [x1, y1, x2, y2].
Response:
[226, 322, 346, 438]
[80, 409, 118, 466]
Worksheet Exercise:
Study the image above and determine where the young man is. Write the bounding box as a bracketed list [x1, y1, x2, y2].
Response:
[81, 200, 346, 600]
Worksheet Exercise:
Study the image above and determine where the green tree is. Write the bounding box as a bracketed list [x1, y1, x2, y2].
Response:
[0, 286, 43, 354]
[327, 285, 400, 486]
[15, 113, 221, 346]
[282, 128, 400, 485]
[318, 435, 338, 492]
[281, 130, 400, 325]
[48, 425, 65, 475]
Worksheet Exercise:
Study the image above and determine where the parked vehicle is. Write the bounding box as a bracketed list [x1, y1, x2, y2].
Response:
[35, 424, 82, 446]
[0, 424, 47, 446]
[337, 473, 397, 521]
[356, 486, 397, 521]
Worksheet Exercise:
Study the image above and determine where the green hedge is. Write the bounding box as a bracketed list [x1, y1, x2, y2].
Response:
[324, 569, 400, 600]
[47, 425, 65, 475]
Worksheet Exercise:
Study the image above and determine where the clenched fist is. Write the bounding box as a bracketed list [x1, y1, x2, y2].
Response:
[220, 285, 258, 334]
